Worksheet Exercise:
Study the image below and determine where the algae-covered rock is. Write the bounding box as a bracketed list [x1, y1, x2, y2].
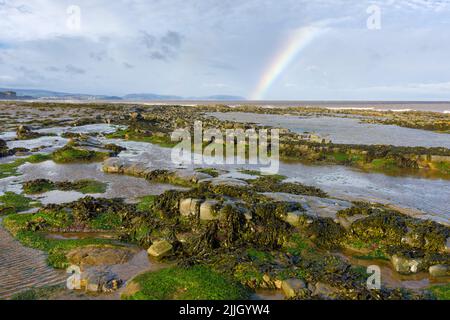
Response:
[16, 125, 41, 140]
[147, 240, 173, 259]
[0, 139, 9, 157]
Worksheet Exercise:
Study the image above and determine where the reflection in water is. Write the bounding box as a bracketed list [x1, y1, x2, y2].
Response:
[209, 112, 450, 148]
[0, 161, 186, 204]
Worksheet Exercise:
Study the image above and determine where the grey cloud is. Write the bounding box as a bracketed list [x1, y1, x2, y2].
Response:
[123, 62, 134, 69]
[89, 50, 108, 62]
[139, 30, 184, 61]
[65, 64, 85, 75]
[46, 66, 60, 72]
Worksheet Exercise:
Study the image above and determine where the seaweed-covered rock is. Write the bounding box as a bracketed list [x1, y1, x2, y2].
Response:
[297, 214, 345, 249]
[16, 125, 41, 140]
[0, 139, 9, 157]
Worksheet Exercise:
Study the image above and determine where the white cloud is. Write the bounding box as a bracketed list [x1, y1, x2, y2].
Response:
[0, 0, 449, 99]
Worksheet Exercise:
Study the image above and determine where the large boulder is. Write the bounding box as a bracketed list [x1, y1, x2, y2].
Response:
[200, 200, 221, 220]
[391, 254, 424, 274]
[179, 198, 202, 217]
[67, 245, 136, 268]
[281, 279, 307, 298]
[147, 240, 173, 259]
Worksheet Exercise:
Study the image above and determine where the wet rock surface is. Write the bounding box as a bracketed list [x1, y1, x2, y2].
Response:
[67, 245, 138, 268]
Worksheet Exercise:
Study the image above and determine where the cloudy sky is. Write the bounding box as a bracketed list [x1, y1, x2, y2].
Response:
[1, 0, 450, 100]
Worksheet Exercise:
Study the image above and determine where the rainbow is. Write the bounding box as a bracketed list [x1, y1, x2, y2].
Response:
[250, 26, 325, 100]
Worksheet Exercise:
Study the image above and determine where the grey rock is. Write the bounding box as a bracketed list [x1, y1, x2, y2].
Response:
[312, 282, 339, 299]
[391, 255, 424, 274]
[200, 200, 221, 220]
[429, 265, 449, 277]
[180, 198, 202, 217]
[147, 240, 173, 259]
[281, 279, 307, 298]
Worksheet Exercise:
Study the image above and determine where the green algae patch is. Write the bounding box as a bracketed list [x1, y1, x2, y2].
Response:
[74, 179, 107, 194]
[433, 162, 450, 175]
[246, 248, 274, 263]
[88, 211, 122, 230]
[23, 179, 107, 195]
[11, 284, 65, 300]
[52, 145, 110, 163]
[106, 128, 178, 148]
[136, 195, 157, 212]
[429, 283, 450, 300]
[122, 266, 249, 300]
[195, 168, 220, 178]
[0, 192, 39, 215]
[247, 175, 327, 197]
[23, 180, 55, 194]
[0, 154, 51, 179]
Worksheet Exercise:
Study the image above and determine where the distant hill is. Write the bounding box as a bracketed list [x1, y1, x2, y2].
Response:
[123, 93, 183, 100]
[0, 88, 245, 101]
[0, 88, 121, 100]
[197, 95, 245, 101]
[124, 93, 245, 101]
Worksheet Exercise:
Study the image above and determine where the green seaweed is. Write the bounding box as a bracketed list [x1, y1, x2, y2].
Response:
[123, 266, 249, 300]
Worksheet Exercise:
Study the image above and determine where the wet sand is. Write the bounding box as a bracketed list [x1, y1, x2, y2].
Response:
[0, 219, 66, 299]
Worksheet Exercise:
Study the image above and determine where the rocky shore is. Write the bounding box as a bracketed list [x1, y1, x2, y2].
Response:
[0, 101, 448, 300]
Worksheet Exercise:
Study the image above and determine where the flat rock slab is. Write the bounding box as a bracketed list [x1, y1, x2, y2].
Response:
[67, 245, 138, 268]
[262, 192, 352, 219]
